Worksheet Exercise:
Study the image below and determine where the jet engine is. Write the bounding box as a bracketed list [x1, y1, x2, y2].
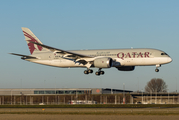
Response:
[94, 57, 113, 68]
[116, 66, 135, 71]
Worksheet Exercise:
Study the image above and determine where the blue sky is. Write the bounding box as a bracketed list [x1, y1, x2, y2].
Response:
[0, 0, 178, 92]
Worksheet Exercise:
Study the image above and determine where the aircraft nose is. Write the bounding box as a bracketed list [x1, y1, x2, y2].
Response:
[168, 57, 172, 63]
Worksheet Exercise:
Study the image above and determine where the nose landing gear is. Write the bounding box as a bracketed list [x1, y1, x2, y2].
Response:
[155, 69, 159, 72]
[155, 64, 161, 72]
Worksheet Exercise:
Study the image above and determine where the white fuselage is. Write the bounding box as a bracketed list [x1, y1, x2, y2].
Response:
[26, 48, 172, 68]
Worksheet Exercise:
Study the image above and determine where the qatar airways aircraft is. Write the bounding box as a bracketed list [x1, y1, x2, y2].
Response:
[10, 27, 172, 76]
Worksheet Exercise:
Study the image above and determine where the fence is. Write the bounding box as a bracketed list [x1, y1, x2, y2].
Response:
[0, 94, 131, 105]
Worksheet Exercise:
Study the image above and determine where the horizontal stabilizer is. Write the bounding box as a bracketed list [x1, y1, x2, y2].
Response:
[9, 53, 37, 59]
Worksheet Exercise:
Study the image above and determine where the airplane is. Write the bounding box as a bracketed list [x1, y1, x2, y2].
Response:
[10, 27, 172, 76]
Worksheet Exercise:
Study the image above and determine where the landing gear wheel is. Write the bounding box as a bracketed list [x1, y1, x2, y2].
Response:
[95, 68, 105, 76]
[155, 69, 159, 72]
[84, 70, 89, 74]
[95, 72, 100, 76]
[88, 69, 93, 73]
[100, 71, 104, 75]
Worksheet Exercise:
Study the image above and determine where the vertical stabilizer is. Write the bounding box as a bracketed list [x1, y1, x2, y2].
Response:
[21, 27, 49, 54]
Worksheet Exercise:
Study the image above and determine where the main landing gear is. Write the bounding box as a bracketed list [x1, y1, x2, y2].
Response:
[84, 68, 105, 76]
[84, 69, 93, 74]
[95, 68, 105, 76]
[155, 64, 161, 72]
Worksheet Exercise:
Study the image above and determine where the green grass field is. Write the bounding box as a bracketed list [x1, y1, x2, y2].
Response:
[0, 104, 179, 108]
[0, 104, 179, 115]
[0, 107, 179, 115]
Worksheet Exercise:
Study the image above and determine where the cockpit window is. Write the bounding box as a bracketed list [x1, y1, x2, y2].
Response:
[161, 53, 168, 55]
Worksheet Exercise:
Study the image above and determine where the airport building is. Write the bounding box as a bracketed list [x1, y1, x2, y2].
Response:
[0, 88, 179, 105]
[131, 92, 179, 104]
[0, 88, 132, 95]
[0, 88, 132, 105]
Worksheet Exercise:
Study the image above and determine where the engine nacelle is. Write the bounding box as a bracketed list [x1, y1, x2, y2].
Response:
[116, 66, 135, 71]
[94, 57, 113, 68]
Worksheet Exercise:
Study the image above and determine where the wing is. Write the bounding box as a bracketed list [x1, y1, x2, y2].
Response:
[29, 41, 93, 58]
[28, 41, 94, 68]
[9, 53, 37, 59]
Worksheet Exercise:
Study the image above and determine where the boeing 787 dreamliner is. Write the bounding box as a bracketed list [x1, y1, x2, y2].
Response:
[10, 28, 172, 76]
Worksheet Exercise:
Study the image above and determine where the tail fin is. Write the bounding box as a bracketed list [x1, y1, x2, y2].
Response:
[21, 27, 49, 54]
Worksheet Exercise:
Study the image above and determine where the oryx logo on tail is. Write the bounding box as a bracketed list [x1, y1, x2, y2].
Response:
[23, 31, 43, 54]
